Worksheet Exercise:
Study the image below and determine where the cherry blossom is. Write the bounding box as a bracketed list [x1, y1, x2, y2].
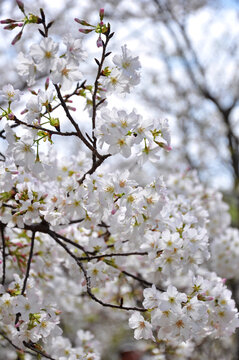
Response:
[0, 4, 238, 360]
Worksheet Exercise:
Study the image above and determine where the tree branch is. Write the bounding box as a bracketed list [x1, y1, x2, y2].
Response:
[0, 223, 6, 286]
[54, 84, 102, 158]
[49, 231, 147, 312]
[21, 231, 35, 295]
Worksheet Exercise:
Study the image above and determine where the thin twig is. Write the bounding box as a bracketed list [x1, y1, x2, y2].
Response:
[79, 153, 111, 184]
[21, 231, 35, 295]
[0, 152, 6, 161]
[78, 251, 148, 261]
[49, 231, 146, 312]
[0, 331, 37, 357]
[91, 27, 113, 166]
[122, 270, 163, 292]
[54, 84, 102, 158]
[13, 116, 77, 136]
[48, 229, 90, 256]
[23, 341, 56, 360]
[0, 224, 6, 286]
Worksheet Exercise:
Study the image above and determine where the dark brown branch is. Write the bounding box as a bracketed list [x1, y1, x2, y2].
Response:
[23, 341, 56, 360]
[0, 331, 37, 357]
[0, 223, 6, 285]
[13, 117, 78, 137]
[21, 231, 35, 295]
[48, 229, 90, 256]
[22, 221, 90, 256]
[68, 218, 85, 225]
[122, 270, 163, 292]
[78, 251, 148, 261]
[54, 84, 102, 158]
[79, 153, 111, 184]
[0, 152, 6, 161]
[0, 123, 19, 139]
[91, 27, 113, 166]
[49, 231, 146, 312]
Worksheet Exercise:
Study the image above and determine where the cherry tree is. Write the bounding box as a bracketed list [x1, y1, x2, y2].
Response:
[0, 2, 239, 359]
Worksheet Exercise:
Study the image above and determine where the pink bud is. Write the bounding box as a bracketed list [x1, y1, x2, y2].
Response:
[3, 23, 19, 30]
[8, 113, 15, 120]
[97, 36, 103, 48]
[0, 19, 17, 24]
[28, 88, 37, 95]
[79, 28, 93, 34]
[21, 108, 28, 115]
[11, 29, 23, 45]
[99, 8, 104, 21]
[162, 144, 172, 151]
[67, 106, 76, 111]
[111, 208, 117, 215]
[75, 18, 92, 26]
[15, 242, 24, 247]
[45, 77, 49, 90]
[16, 0, 25, 13]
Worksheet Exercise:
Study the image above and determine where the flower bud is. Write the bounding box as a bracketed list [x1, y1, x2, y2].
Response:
[74, 18, 92, 26]
[0, 19, 17, 24]
[45, 77, 50, 91]
[67, 106, 76, 111]
[50, 117, 60, 131]
[79, 28, 94, 34]
[111, 207, 117, 215]
[8, 113, 15, 120]
[97, 35, 103, 48]
[4, 23, 19, 30]
[16, 0, 25, 14]
[28, 88, 37, 95]
[28, 14, 41, 24]
[99, 8, 104, 21]
[163, 145, 172, 151]
[11, 29, 23, 45]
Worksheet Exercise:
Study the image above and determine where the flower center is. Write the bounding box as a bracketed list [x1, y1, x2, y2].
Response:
[45, 51, 52, 58]
[61, 67, 70, 76]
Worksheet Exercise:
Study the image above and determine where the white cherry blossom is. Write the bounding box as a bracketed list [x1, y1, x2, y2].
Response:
[51, 58, 82, 90]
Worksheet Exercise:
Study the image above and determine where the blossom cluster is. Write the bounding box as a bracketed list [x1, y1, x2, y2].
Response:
[0, 3, 238, 360]
[102, 44, 141, 94]
[129, 272, 239, 343]
[95, 108, 171, 159]
[17, 34, 85, 89]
